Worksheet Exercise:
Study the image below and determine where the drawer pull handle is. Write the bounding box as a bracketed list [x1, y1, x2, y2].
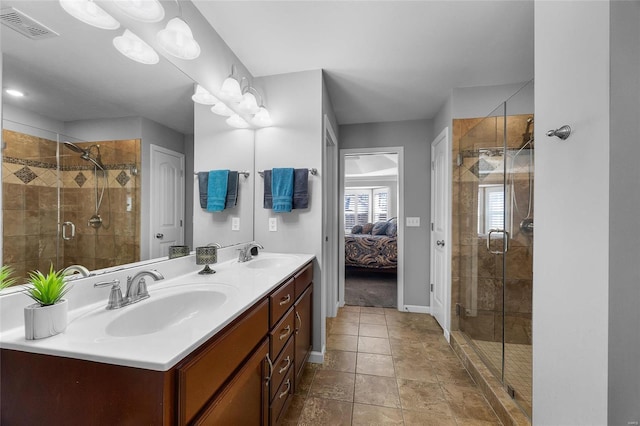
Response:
[265, 353, 274, 386]
[295, 311, 302, 334]
[279, 379, 291, 399]
[279, 356, 292, 374]
[279, 294, 291, 306]
[279, 325, 291, 340]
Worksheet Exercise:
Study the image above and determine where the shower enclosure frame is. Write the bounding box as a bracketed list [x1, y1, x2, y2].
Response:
[452, 80, 534, 418]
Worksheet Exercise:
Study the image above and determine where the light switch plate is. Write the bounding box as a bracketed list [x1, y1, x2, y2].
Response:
[231, 217, 240, 231]
[269, 217, 277, 232]
[406, 217, 421, 227]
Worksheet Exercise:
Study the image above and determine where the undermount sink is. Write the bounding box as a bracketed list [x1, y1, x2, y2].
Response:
[105, 288, 228, 338]
[243, 255, 299, 269]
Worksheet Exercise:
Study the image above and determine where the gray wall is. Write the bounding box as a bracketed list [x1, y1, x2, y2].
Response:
[608, 1, 640, 423]
[184, 133, 194, 249]
[339, 119, 433, 307]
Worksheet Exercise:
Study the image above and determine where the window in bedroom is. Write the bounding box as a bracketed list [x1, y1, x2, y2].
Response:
[344, 187, 390, 233]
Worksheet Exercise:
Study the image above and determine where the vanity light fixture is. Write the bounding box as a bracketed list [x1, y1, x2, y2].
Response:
[113, 29, 159, 64]
[5, 89, 24, 97]
[237, 86, 260, 115]
[219, 65, 243, 103]
[226, 114, 250, 129]
[210, 102, 234, 117]
[113, 0, 165, 23]
[192, 84, 219, 105]
[156, 17, 200, 60]
[252, 106, 273, 127]
[59, 0, 120, 30]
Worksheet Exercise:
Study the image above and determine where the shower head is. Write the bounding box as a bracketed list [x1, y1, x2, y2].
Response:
[63, 141, 106, 170]
[63, 141, 88, 155]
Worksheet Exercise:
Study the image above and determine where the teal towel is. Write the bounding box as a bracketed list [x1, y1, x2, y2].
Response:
[207, 170, 229, 212]
[271, 168, 294, 212]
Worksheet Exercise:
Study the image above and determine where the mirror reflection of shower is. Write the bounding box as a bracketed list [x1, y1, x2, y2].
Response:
[63, 141, 110, 229]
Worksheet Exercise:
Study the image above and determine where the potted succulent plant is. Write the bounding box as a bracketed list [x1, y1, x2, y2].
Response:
[23, 265, 71, 340]
[0, 265, 17, 290]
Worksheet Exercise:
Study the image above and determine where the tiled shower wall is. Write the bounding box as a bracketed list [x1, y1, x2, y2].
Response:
[2, 129, 141, 283]
[451, 115, 534, 346]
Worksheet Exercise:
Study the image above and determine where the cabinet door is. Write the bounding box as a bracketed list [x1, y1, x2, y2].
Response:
[294, 286, 313, 384]
[194, 339, 269, 426]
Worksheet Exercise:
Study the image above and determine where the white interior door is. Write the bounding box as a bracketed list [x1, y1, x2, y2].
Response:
[323, 116, 339, 317]
[430, 128, 451, 339]
[150, 145, 184, 258]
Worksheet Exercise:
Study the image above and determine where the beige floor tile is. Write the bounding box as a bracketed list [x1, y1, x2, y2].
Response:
[358, 336, 391, 355]
[337, 310, 361, 323]
[435, 367, 477, 386]
[394, 356, 439, 383]
[389, 337, 430, 358]
[359, 313, 387, 325]
[360, 306, 385, 315]
[386, 324, 427, 340]
[331, 320, 360, 336]
[309, 370, 355, 402]
[320, 350, 357, 373]
[356, 353, 395, 377]
[295, 363, 318, 396]
[359, 323, 389, 338]
[342, 305, 362, 313]
[354, 374, 401, 408]
[397, 378, 449, 413]
[441, 383, 501, 423]
[298, 397, 353, 426]
[403, 409, 458, 425]
[279, 394, 306, 425]
[327, 334, 359, 352]
[352, 403, 403, 425]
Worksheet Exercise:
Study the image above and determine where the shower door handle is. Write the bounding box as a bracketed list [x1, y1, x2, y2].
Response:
[62, 221, 76, 241]
[487, 229, 509, 254]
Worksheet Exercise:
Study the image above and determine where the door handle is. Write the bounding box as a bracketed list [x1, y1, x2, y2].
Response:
[487, 229, 510, 254]
[62, 221, 75, 241]
[155, 233, 164, 239]
[436, 240, 445, 247]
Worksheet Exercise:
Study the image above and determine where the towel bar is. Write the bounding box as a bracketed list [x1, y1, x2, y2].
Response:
[194, 171, 250, 178]
[258, 168, 317, 177]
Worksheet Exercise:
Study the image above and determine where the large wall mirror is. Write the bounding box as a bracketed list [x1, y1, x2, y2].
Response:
[1, 0, 255, 283]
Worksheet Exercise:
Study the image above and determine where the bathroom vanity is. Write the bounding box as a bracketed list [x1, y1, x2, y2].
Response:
[0, 251, 314, 425]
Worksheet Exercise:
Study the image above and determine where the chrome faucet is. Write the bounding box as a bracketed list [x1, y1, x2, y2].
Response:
[94, 269, 164, 310]
[237, 243, 264, 263]
[62, 264, 91, 279]
[126, 269, 164, 304]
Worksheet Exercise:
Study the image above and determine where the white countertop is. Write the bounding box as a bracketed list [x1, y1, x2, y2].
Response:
[0, 251, 315, 371]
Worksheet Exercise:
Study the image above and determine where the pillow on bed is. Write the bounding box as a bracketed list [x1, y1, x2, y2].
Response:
[351, 224, 363, 234]
[385, 222, 398, 236]
[362, 223, 374, 234]
[372, 221, 389, 235]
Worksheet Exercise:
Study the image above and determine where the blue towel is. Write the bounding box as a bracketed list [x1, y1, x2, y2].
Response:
[271, 168, 294, 212]
[197, 172, 208, 208]
[207, 170, 229, 212]
[226, 171, 239, 208]
[263, 169, 273, 209]
[292, 168, 309, 209]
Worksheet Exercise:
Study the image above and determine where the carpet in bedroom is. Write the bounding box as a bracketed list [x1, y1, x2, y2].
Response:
[344, 268, 397, 308]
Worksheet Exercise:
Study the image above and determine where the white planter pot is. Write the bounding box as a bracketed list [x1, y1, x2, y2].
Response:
[24, 299, 68, 340]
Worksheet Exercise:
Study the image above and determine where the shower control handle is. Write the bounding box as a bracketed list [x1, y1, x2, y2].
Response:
[61, 221, 76, 241]
[436, 240, 445, 247]
[155, 233, 164, 239]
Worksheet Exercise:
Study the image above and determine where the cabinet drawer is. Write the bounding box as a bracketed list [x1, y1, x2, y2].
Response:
[178, 299, 269, 425]
[270, 337, 294, 402]
[270, 307, 294, 360]
[270, 278, 295, 327]
[294, 263, 313, 299]
[270, 367, 294, 426]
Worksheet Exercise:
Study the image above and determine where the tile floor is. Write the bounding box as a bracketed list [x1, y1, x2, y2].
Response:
[281, 305, 503, 425]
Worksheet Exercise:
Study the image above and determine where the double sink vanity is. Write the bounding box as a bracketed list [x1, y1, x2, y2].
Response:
[0, 247, 315, 425]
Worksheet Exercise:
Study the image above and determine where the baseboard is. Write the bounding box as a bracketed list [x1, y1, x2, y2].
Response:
[308, 346, 325, 364]
[402, 305, 431, 314]
[443, 328, 451, 342]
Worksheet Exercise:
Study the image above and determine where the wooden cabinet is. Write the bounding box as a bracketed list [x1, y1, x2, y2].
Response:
[0, 261, 314, 426]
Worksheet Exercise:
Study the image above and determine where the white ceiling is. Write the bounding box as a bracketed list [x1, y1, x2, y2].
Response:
[193, 0, 534, 125]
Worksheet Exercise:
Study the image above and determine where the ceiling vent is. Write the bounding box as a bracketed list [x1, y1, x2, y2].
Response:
[0, 7, 58, 40]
